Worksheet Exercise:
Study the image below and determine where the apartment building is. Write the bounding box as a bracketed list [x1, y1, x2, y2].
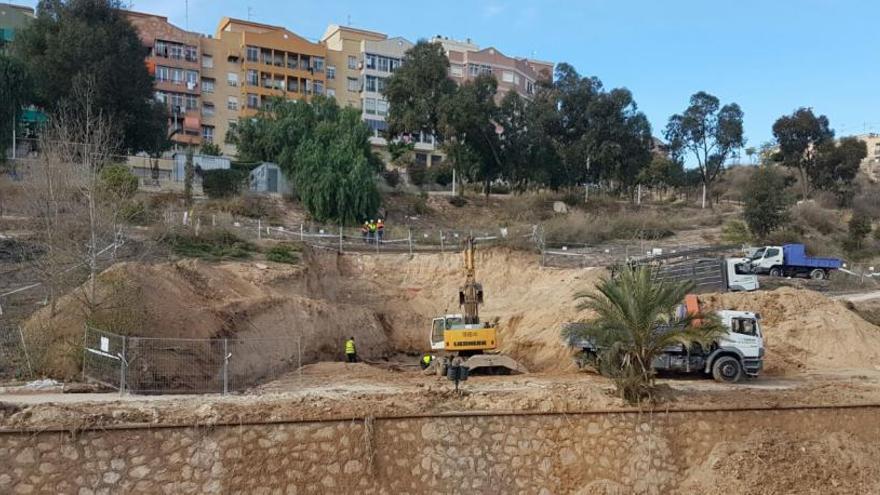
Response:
[321, 25, 386, 109]
[126, 11, 205, 147]
[854, 133, 880, 181]
[430, 35, 553, 100]
[0, 2, 33, 52]
[198, 18, 328, 155]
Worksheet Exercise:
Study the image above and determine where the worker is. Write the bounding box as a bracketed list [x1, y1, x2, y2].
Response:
[368, 220, 378, 244]
[377, 218, 385, 243]
[361, 221, 370, 244]
[420, 353, 433, 370]
[344, 336, 357, 363]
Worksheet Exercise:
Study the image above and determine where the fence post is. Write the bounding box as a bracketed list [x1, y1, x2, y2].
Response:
[212, 214, 216, 227]
[258, 219, 262, 240]
[119, 336, 127, 396]
[339, 225, 344, 253]
[223, 338, 229, 395]
[440, 231, 444, 253]
[17, 326, 33, 379]
[297, 334, 302, 378]
[408, 228, 413, 257]
[300, 223, 304, 242]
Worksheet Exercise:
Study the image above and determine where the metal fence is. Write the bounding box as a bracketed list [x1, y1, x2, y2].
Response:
[82, 326, 304, 395]
[0, 326, 34, 381]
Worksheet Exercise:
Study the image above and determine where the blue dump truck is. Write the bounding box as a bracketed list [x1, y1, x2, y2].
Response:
[746, 243, 843, 280]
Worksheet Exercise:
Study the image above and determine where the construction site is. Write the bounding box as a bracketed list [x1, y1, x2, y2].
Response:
[3, 216, 880, 493]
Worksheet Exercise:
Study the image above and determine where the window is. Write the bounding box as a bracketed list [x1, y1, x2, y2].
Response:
[314, 81, 324, 95]
[431, 155, 443, 164]
[202, 55, 213, 69]
[247, 93, 259, 109]
[202, 125, 214, 142]
[502, 71, 515, 83]
[348, 55, 357, 70]
[765, 248, 780, 258]
[246, 46, 259, 62]
[185, 94, 198, 111]
[389, 58, 400, 72]
[202, 102, 215, 117]
[201, 78, 215, 93]
[377, 77, 386, 93]
[326, 88, 336, 97]
[365, 75, 377, 92]
[185, 70, 199, 87]
[169, 93, 184, 112]
[526, 80, 534, 95]
[377, 56, 389, 72]
[227, 72, 238, 86]
[415, 153, 427, 165]
[227, 96, 238, 110]
[313, 57, 324, 72]
[364, 97, 376, 115]
[347, 77, 359, 92]
[365, 54, 376, 70]
[327, 65, 336, 80]
[287, 53, 298, 70]
[514, 74, 520, 84]
[169, 44, 183, 60]
[376, 99, 387, 116]
[184, 45, 198, 62]
[170, 68, 185, 84]
[288, 78, 299, 93]
[155, 40, 168, 57]
[732, 318, 758, 336]
[246, 69, 258, 86]
[450, 64, 463, 77]
[155, 66, 170, 82]
[304, 80, 312, 94]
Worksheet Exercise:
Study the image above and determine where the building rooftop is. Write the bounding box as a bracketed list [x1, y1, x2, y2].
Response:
[321, 24, 386, 42]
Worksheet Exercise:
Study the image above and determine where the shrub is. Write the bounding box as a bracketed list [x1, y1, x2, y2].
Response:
[490, 183, 511, 195]
[100, 164, 138, 200]
[743, 166, 791, 239]
[413, 192, 430, 215]
[202, 169, 245, 198]
[429, 163, 454, 186]
[163, 230, 255, 260]
[849, 212, 873, 248]
[407, 161, 427, 186]
[793, 202, 841, 236]
[200, 143, 222, 156]
[228, 195, 282, 221]
[381, 169, 400, 188]
[721, 220, 752, 245]
[448, 195, 467, 207]
[266, 243, 300, 264]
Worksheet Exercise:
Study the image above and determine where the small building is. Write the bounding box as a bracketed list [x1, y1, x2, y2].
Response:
[172, 153, 230, 181]
[249, 162, 292, 195]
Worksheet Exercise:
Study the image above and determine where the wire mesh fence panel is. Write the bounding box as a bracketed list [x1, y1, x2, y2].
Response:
[124, 337, 226, 394]
[82, 326, 125, 390]
[0, 327, 34, 381]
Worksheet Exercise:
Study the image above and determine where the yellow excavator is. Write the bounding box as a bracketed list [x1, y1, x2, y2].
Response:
[428, 236, 527, 374]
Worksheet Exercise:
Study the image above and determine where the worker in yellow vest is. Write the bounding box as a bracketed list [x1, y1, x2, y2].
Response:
[420, 353, 433, 370]
[344, 336, 357, 363]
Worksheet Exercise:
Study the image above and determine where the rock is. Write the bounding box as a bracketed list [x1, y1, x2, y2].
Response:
[553, 201, 569, 214]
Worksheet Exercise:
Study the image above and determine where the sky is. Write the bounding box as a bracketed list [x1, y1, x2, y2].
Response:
[15, 0, 880, 150]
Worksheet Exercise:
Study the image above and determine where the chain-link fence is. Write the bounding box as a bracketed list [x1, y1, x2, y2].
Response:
[0, 326, 34, 381]
[81, 326, 304, 395]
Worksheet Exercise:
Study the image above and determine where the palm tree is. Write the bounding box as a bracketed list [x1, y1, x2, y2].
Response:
[566, 266, 722, 403]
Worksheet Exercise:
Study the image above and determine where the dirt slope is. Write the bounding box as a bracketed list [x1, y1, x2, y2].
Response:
[702, 287, 880, 373]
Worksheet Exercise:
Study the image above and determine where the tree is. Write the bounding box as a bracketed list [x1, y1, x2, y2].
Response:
[239, 97, 380, 223]
[565, 267, 722, 403]
[383, 40, 456, 139]
[0, 54, 30, 166]
[200, 143, 222, 156]
[665, 92, 745, 208]
[639, 155, 684, 200]
[13, 0, 167, 153]
[812, 136, 867, 204]
[771, 108, 834, 199]
[439, 74, 501, 197]
[743, 166, 791, 238]
[848, 212, 872, 249]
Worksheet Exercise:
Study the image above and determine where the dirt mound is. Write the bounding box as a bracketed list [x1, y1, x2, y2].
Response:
[680, 429, 880, 494]
[701, 287, 880, 373]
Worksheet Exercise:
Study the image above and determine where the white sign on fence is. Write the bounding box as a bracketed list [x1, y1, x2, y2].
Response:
[100, 336, 110, 353]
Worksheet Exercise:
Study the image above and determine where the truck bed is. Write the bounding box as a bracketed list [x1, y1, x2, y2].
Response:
[783, 244, 842, 269]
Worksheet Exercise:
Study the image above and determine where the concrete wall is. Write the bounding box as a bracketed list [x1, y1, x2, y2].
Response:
[0, 406, 877, 494]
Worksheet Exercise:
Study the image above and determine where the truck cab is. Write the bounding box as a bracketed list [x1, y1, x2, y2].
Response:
[725, 257, 759, 292]
[430, 314, 496, 352]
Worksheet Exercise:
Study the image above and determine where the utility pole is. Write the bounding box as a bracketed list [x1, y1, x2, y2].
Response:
[11, 114, 15, 162]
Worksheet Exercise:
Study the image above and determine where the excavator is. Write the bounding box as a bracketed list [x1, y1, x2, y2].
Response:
[427, 236, 527, 375]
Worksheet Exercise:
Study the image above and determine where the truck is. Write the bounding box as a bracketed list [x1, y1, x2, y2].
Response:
[627, 256, 758, 293]
[747, 243, 843, 280]
[566, 295, 764, 383]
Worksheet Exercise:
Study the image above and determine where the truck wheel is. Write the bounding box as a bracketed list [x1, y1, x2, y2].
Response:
[769, 267, 782, 277]
[712, 356, 743, 383]
[809, 269, 826, 280]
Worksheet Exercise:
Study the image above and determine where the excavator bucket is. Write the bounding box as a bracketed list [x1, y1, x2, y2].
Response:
[463, 354, 528, 375]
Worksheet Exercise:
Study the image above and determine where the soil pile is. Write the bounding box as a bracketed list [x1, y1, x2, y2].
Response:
[680, 429, 880, 494]
[702, 287, 880, 373]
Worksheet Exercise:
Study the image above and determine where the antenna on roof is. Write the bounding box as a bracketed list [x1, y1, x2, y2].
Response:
[247, 6, 254, 21]
[347, 14, 352, 26]
[185, 0, 189, 30]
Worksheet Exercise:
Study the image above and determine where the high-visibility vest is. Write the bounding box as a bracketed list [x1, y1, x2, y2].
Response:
[345, 339, 356, 355]
[369, 223, 377, 233]
[422, 354, 432, 365]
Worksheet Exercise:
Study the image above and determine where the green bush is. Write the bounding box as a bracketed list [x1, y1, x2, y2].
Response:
[266, 243, 300, 264]
[100, 164, 139, 200]
[407, 161, 428, 186]
[721, 220, 752, 245]
[164, 230, 255, 260]
[381, 169, 401, 188]
[491, 183, 511, 195]
[429, 163, 454, 186]
[201, 143, 222, 156]
[202, 169, 245, 199]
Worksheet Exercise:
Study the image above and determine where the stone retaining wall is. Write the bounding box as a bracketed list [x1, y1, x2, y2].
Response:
[0, 406, 878, 494]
